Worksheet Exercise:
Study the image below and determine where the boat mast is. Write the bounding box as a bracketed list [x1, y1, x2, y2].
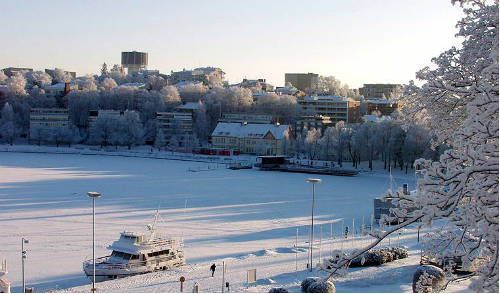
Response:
[147, 210, 160, 241]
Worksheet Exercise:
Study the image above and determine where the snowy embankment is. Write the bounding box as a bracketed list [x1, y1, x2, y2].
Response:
[0, 151, 471, 292]
[0, 144, 253, 165]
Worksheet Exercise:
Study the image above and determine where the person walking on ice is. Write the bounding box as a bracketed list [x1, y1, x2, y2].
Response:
[210, 263, 216, 277]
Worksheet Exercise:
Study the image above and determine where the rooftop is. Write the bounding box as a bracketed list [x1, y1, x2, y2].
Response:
[212, 122, 289, 139]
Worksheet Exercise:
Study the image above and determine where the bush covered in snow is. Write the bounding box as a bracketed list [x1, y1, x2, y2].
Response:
[301, 277, 335, 293]
[325, 247, 408, 268]
[307, 281, 336, 293]
[301, 277, 320, 293]
[412, 265, 445, 293]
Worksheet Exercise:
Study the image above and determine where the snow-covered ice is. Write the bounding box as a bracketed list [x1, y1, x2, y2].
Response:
[0, 151, 471, 292]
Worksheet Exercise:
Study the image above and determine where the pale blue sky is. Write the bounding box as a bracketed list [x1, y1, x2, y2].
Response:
[1, 0, 463, 88]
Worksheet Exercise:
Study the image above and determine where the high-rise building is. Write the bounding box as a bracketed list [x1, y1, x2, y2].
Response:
[284, 73, 319, 92]
[121, 51, 148, 73]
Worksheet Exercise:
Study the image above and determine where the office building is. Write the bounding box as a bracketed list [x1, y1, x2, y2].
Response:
[297, 96, 361, 123]
[284, 73, 319, 92]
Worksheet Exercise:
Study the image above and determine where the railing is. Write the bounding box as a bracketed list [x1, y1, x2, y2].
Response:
[83, 253, 184, 270]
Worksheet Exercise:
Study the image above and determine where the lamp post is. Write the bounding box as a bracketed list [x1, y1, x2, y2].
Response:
[306, 178, 321, 272]
[87, 192, 101, 293]
[21, 238, 29, 293]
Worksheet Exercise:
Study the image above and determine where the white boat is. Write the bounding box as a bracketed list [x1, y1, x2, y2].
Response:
[83, 212, 186, 282]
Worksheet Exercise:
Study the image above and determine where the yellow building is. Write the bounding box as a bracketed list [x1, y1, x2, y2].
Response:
[211, 122, 292, 155]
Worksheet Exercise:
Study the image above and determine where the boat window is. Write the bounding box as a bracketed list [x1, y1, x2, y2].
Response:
[131, 255, 139, 260]
[122, 253, 132, 260]
[111, 251, 123, 258]
[147, 253, 153, 257]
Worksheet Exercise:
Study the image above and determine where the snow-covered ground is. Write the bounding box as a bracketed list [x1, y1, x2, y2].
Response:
[0, 150, 471, 292]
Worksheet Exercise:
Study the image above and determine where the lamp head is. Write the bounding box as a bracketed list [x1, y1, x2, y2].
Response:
[306, 178, 322, 183]
[87, 192, 101, 198]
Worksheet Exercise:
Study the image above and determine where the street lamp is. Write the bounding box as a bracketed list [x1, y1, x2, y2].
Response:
[87, 192, 101, 293]
[306, 178, 321, 272]
[21, 238, 29, 293]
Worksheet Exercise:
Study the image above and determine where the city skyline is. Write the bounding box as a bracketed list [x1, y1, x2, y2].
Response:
[2, 0, 463, 88]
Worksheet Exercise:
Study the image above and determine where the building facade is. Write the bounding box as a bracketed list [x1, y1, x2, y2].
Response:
[358, 84, 402, 99]
[45, 69, 77, 79]
[121, 51, 148, 73]
[366, 99, 401, 116]
[211, 122, 292, 156]
[170, 67, 224, 86]
[297, 96, 361, 123]
[239, 78, 274, 92]
[295, 115, 333, 136]
[219, 113, 274, 124]
[30, 108, 70, 128]
[284, 73, 319, 92]
[44, 82, 78, 97]
[2, 67, 33, 77]
[156, 112, 193, 147]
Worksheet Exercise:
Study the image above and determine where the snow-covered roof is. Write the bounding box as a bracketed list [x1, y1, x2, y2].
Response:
[212, 122, 290, 139]
[120, 82, 146, 89]
[44, 83, 77, 90]
[275, 87, 299, 95]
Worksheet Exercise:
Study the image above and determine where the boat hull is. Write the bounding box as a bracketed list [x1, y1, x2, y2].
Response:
[83, 257, 186, 282]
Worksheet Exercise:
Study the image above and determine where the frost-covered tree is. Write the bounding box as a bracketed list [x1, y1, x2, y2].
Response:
[160, 85, 181, 105]
[176, 82, 208, 102]
[319, 127, 335, 161]
[109, 64, 127, 84]
[29, 124, 47, 146]
[100, 77, 118, 91]
[324, 1, 498, 292]
[0, 103, 16, 144]
[120, 111, 144, 149]
[169, 135, 179, 150]
[52, 125, 73, 147]
[6, 73, 27, 96]
[90, 113, 120, 147]
[305, 128, 321, 159]
[333, 121, 348, 167]
[52, 68, 73, 83]
[312, 76, 355, 97]
[101, 63, 109, 76]
[77, 75, 98, 91]
[155, 128, 166, 151]
[0, 70, 7, 83]
[25, 71, 52, 88]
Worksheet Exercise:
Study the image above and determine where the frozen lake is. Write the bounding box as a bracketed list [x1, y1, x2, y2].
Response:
[0, 151, 426, 292]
